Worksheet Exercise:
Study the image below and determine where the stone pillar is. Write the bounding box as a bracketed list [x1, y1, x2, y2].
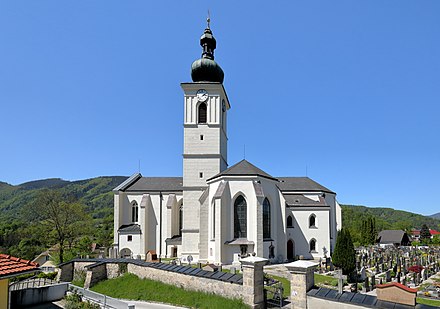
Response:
[286, 260, 318, 309]
[240, 256, 268, 309]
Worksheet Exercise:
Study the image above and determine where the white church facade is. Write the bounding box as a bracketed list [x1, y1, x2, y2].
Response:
[112, 22, 342, 265]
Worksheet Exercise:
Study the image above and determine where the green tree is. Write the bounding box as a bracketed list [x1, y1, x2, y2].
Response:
[360, 216, 377, 245]
[420, 224, 431, 243]
[31, 190, 92, 263]
[332, 228, 356, 277]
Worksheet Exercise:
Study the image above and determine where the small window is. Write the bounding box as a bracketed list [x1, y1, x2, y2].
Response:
[200, 135, 204, 140]
[287, 215, 293, 228]
[309, 214, 316, 228]
[127, 235, 132, 242]
[199, 172, 203, 178]
[310, 239, 316, 252]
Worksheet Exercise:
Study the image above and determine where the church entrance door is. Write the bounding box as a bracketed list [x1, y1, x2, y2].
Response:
[287, 239, 295, 261]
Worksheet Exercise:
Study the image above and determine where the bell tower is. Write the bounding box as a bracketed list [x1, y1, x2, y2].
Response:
[180, 19, 230, 260]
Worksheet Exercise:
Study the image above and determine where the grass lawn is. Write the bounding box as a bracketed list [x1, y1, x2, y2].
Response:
[314, 273, 339, 287]
[71, 279, 85, 288]
[266, 275, 290, 298]
[417, 297, 440, 307]
[90, 273, 248, 309]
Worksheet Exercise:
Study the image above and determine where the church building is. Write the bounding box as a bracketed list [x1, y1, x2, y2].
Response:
[112, 21, 342, 265]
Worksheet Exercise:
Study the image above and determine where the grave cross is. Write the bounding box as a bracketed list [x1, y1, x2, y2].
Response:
[334, 269, 347, 294]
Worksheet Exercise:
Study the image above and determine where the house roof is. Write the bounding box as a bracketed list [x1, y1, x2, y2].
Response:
[284, 194, 328, 207]
[0, 254, 39, 279]
[378, 230, 409, 244]
[207, 160, 278, 181]
[277, 177, 335, 193]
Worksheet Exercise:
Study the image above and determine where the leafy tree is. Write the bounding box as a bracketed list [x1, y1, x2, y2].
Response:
[332, 228, 356, 276]
[420, 224, 431, 242]
[31, 190, 92, 263]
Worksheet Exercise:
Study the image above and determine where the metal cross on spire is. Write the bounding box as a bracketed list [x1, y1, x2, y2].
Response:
[207, 10, 211, 29]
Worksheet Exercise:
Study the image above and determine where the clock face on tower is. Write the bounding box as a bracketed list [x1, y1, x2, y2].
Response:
[196, 89, 208, 102]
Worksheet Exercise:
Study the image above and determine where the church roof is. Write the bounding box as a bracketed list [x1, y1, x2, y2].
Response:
[116, 176, 183, 192]
[118, 224, 141, 234]
[284, 194, 328, 206]
[277, 177, 335, 194]
[207, 160, 278, 181]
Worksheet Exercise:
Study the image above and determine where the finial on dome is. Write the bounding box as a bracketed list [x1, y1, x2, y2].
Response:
[207, 10, 211, 29]
[190, 15, 224, 84]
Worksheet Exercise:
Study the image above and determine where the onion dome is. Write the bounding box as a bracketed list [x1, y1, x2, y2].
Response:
[191, 18, 224, 83]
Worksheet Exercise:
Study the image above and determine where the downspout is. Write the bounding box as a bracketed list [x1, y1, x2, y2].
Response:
[159, 191, 163, 261]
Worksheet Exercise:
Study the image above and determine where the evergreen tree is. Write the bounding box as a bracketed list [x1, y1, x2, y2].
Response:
[332, 228, 356, 276]
[420, 224, 431, 242]
[360, 216, 377, 245]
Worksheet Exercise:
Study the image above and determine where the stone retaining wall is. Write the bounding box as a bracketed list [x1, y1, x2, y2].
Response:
[127, 263, 243, 300]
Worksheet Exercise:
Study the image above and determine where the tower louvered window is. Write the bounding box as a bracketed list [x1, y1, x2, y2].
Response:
[198, 103, 207, 123]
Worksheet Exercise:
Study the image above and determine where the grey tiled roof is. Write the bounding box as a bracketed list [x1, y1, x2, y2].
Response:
[124, 177, 183, 192]
[277, 177, 334, 194]
[284, 194, 328, 206]
[118, 224, 141, 233]
[208, 160, 277, 181]
[113, 173, 142, 192]
[378, 230, 410, 245]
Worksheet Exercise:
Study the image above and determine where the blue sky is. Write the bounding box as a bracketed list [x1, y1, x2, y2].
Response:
[1, 1, 439, 215]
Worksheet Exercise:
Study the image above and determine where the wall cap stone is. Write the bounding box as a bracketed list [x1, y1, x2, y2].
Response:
[240, 256, 268, 266]
[285, 260, 318, 273]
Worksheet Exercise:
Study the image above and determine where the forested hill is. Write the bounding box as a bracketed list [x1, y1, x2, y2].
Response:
[0, 176, 127, 260]
[1, 176, 439, 260]
[431, 212, 440, 220]
[0, 176, 127, 220]
[341, 204, 440, 245]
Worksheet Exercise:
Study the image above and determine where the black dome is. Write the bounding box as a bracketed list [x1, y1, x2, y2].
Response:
[190, 23, 224, 83]
[191, 58, 224, 83]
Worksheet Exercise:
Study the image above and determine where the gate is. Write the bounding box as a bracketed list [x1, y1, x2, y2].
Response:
[264, 275, 284, 308]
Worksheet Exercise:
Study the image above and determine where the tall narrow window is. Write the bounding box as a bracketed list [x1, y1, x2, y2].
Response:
[310, 239, 316, 252]
[131, 201, 139, 223]
[263, 198, 271, 239]
[287, 215, 293, 228]
[179, 204, 183, 236]
[234, 195, 247, 238]
[309, 214, 316, 228]
[212, 203, 216, 239]
[198, 103, 207, 123]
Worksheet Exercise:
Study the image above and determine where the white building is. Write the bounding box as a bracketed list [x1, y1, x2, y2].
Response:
[113, 22, 342, 265]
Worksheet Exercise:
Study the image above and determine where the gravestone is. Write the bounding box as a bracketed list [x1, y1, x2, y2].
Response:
[385, 270, 391, 282]
[360, 267, 366, 281]
[362, 276, 370, 293]
[334, 269, 346, 294]
[371, 274, 376, 290]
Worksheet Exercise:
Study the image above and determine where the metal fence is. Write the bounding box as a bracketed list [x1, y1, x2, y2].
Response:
[69, 284, 134, 309]
[10, 278, 58, 291]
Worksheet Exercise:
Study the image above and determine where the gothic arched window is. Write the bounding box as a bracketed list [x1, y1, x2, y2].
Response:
[310, 239, 317, 252]
[198, 103, 207, 124]
[309, 214, 316, 228]
[287, 215, 293, 228]
[234, 195, 247, 238]
[263, 198, 271, 239]
[131, 201, 139, 223]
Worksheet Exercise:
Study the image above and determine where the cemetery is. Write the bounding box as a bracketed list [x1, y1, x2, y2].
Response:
[307, 244, 440, 308]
